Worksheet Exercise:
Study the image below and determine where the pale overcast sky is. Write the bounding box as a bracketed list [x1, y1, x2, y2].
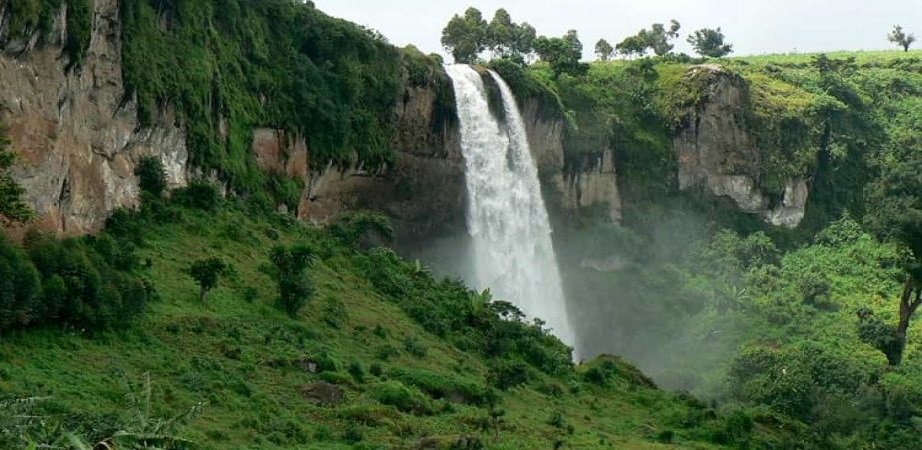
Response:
[313, 0, 922, 59]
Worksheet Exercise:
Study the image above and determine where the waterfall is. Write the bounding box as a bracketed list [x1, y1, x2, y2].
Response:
[445, 64, 577, 352]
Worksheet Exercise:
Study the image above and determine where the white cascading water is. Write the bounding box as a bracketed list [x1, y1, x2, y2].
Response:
[445, 64, 578, 352]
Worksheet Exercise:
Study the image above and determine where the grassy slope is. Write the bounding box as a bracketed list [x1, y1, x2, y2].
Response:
[0, 205, 735, 449]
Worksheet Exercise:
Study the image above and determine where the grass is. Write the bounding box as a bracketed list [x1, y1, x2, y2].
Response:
[732, 49, 922, 66]
[0, 204, 743, 449]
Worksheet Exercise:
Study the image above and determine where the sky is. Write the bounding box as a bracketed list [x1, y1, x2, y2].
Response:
[312, 0, 922, 59]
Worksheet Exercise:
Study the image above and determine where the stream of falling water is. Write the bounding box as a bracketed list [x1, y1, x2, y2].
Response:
[445, 64, 578, 353]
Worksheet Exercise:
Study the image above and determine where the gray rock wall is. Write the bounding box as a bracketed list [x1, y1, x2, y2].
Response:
[0, 0, 187, 234]
[674, 65, 808, 228]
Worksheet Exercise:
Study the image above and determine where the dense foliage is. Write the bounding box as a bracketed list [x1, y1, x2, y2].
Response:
[687, 28, 734, 58]
[3, 0, 93, 69]
[0, 231, 150, 333]
[267, 243, 316, 317]
[0, 123, 33, 223]
[0, 197, 765, 448]
[118, 0, 405, 200]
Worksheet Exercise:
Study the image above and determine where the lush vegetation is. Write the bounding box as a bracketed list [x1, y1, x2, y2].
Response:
[0, 122, 33, 223]
[4, 0, 93, 69]
[486, 49, 922, 448]
[0, 189, 778, 449]
[5, 2, 922, 448]
[116, 0, 412, 202]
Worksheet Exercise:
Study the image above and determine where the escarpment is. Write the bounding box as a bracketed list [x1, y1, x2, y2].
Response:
[0, 0, 186, 234]
[674, 65, 810, 228]
[0, 0, 821, 241]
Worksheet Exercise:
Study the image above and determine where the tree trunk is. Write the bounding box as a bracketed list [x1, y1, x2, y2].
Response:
[892, 276, 922, 365]
[199, 286, 207, 303]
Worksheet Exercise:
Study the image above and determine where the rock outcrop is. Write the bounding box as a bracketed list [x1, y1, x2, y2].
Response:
[0, 3, 801, 242]
[248, 84, 465, 242]
[519, 99, 622, 223]
[674, 65, 808, 228]
[0, 0, 187, 234]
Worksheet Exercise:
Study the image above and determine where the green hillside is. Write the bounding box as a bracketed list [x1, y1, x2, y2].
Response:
[0, 194, 766, 449]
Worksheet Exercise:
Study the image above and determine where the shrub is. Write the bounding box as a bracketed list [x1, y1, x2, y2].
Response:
[134, 156, 168, 197]
[488, 360, 530, 390]
[329, 211, 394, 249]
[403, 336, 428, 358]
[173, 180, 220, 211]
[371, 381, 430, 414]
[348, 361, 367, 383]
[388, 367, 489, 405]
[268, 244, 315, 317]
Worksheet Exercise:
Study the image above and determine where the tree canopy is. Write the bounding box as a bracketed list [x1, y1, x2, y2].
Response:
[617, 20, 681, 57]
[687, 28, 733, 58]
[188, 257, 229, 303]
[888, 25, 916, 52]
[534, 30, 587, 76]
[594, 38, 614, 61]
[441, 7, 536, 64]
[441, 7, 489, 64]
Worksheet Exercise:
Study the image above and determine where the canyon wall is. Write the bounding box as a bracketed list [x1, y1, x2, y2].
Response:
[0, 1, 809, 240]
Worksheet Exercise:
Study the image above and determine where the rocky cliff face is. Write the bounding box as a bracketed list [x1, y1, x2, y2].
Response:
[0, 0, 465, 240]
[674, 65, 808, 228]
[0, 0, 187, 234]
[0, 2, 797, 240]
[250, 84, 465, 242]
[520, 100, 622, 223]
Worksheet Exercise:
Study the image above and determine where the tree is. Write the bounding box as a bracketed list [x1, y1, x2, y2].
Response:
[594, 38, 614, 61]
[510, 22, 537, 62]
[865, 156, 922, 365]
[534, 30, 586, 76]
[617, 20, 680, 57]
[647, 20, 681, 56]
[0, 234, 41, 331]
[483, 9, 536, 64]
[268, 244, 315, 317]
[888, 25, 916, 52]
[615, 35, 647, 58]
[134, 156, 167, 198]
[187, 257, 229, 303]
[0, 123, 33, 223]
[486, 9, 514, 58]
[687, 27, 733, 58]
[441, 7, 488, 63]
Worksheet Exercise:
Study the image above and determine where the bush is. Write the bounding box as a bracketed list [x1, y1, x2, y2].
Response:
[172, 180, 220, 211]
[371, 381, 430, 414]
[268, 244, 315, 317]
[388, 367, 489, 405]
[488, 360, 530, 390]
[135, 156, 168, 197]
[328, 212, 394, 249]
